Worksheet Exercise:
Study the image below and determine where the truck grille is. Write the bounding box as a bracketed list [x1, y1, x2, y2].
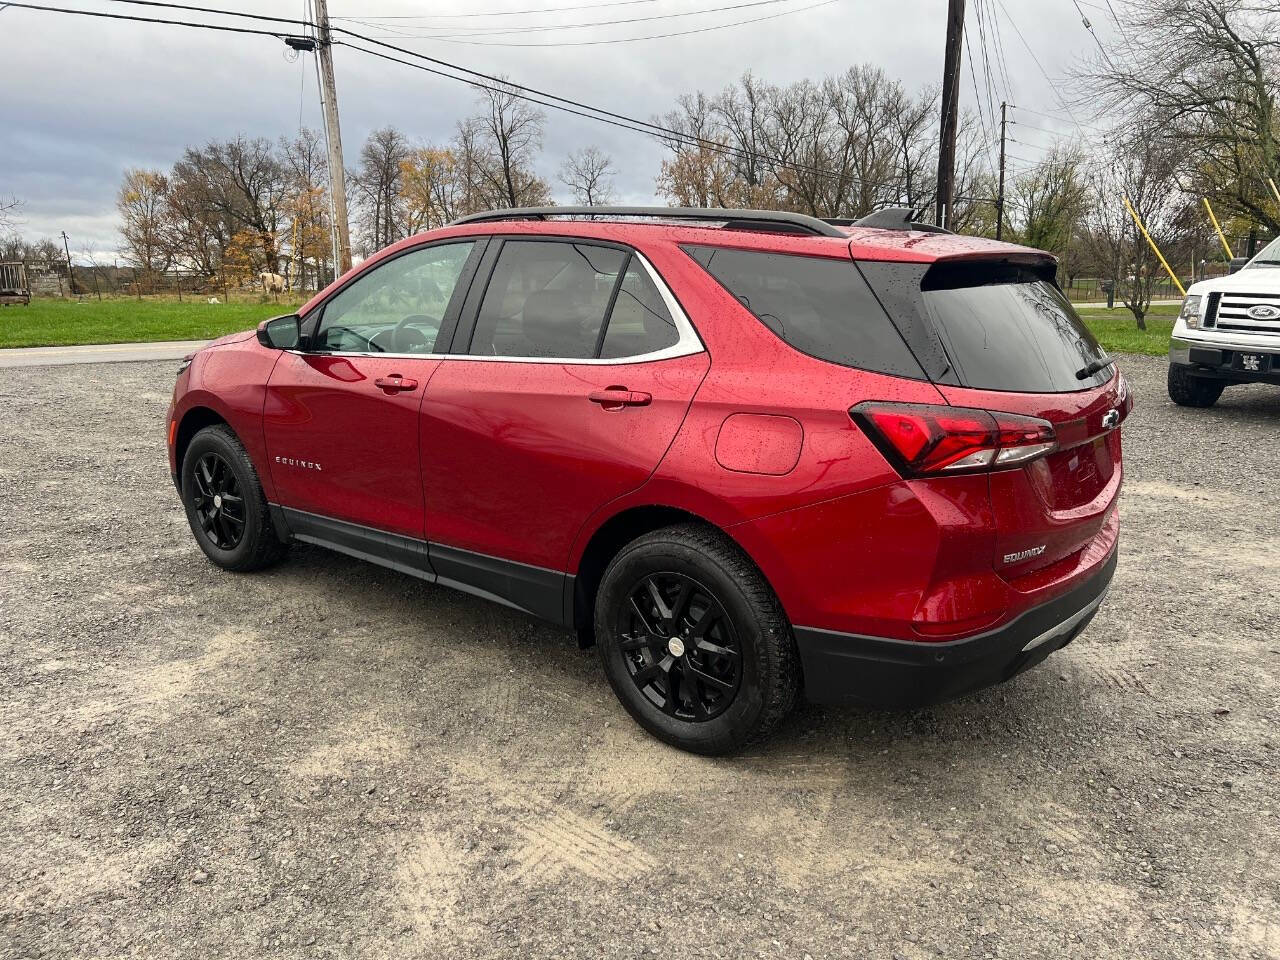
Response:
[1216, 292, 1280, 335]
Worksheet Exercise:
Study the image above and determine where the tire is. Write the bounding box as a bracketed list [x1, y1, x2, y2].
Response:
[594, 523, 799, 755]
[180, 424, 287, 572]
[1167, 364, 1225, 408]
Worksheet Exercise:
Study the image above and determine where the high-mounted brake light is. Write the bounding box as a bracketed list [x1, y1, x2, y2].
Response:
[852, 402, 1057, 477]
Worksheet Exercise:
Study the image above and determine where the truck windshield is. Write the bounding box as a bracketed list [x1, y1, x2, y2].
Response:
[1246, 236, 1280, 267]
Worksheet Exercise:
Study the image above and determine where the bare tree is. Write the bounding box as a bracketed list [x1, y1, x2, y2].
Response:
[1082, 131, 1185, 329]
[558, 146, 617, 205]
[170, 137, 289, 273]
[401, 146, 466, 231]
[0, 195, 20, 230]
[466, 81, 551, 208]
[654, 68, 943, 220]
[117, 168, 172, 292]
[280, 128, 332, 290]
[350, 126, 411, 255]
[1007, 146, 1089, 258]
[1078, 0, 1280, 231]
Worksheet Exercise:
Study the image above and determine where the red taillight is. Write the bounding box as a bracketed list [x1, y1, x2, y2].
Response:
[852, 402, 1057, 477]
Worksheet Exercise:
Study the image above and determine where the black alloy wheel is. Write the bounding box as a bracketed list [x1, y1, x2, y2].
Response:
[595, 524, 799, 755]
[620, 572, 743, 721]
[189, 451, 246, 550]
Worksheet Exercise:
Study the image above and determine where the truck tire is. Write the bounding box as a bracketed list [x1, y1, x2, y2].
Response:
[1167, 364, 1224, 408]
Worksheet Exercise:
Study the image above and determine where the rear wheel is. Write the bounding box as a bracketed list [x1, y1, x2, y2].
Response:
[181, 424, 287, 572]
[1168, 364, 1225, 407]
[595, 524, 798, 755]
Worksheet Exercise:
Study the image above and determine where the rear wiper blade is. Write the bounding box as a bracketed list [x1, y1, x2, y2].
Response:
[1076, 357, 1116, 380]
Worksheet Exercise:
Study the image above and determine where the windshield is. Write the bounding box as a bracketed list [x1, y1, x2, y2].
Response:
[1247, 236, 1280, 267]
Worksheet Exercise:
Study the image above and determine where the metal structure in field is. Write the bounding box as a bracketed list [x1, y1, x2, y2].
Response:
[0, 261, 31, 306]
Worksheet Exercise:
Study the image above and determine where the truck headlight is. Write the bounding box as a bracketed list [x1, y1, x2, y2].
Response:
[1179, 295, 1202, 328]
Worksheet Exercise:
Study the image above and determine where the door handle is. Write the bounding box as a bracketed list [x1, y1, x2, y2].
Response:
[375, 375, 418, 393]
[588, 387, 652, 409]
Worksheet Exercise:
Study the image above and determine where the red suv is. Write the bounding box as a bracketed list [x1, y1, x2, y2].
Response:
[167, 206, 1127, 754]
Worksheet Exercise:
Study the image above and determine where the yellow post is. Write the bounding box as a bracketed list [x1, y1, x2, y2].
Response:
[1202, 197, 1234, 261]
[1123, 195, 1186, 297]
[1268, 177, 1280, 209]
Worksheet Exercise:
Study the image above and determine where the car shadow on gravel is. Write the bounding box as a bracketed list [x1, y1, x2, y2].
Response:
[270, 541, 1072, 773]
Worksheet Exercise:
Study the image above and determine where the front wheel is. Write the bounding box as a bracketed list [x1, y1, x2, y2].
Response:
[181, 424, 287, 572]
[1168, 364, 1225, 407]
[595, 524, 799, 755]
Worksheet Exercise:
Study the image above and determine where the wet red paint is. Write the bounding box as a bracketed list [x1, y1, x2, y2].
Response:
[171, 216, 1124, 646]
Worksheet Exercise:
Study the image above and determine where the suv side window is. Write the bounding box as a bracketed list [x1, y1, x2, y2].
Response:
[682, 244, 925, 379]
[599, 258, 680, 359]
[315, 241, 475, 354]
[469, 240, 627, 359]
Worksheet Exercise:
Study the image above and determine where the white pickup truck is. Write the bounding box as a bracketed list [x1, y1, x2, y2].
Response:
[1169, 236, 1280, 406]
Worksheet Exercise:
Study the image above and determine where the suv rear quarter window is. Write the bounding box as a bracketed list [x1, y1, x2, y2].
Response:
[682, 244, 926, 379]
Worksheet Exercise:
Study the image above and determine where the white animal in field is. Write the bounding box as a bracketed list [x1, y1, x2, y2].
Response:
[259, 272, 286, 294]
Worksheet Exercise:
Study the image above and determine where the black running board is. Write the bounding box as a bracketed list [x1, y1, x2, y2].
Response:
[272, 505, 572, 627]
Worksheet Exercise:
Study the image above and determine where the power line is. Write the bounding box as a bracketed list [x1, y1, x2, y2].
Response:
[1068, 0, 1120, 72]
[372, 0, 840, 47]
[87, 0, 836, 179]
[982, 0, 1014, 101]
[991, 0, 1093, 143]
[963, 11, 1001, 184]
[333, 0, 657, 19]
[22, 0, 882, 195]
[342, 0, 808, 39]
[71, 0, 306, 26]
[3, 1, 291, 37]
[338, 39, 861, 190]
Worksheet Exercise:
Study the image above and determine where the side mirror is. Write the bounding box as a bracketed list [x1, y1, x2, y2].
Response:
[257, 314, 301, 350]
[1229, 257, 1250, 274]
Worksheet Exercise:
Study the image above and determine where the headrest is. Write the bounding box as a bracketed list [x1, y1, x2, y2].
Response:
[521, 289, 584, 331]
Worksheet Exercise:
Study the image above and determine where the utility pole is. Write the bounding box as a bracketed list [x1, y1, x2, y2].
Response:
[60, 231, 77, 296]
[935, 0, 966, 229]
[312, 0, 352, 276]
[996, 101, 1007, 241]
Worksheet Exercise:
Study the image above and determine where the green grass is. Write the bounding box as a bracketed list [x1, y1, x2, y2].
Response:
[2, 294, 1181, 358]
[1076, 304, 1178, 357]
[0, 298, 303, 349]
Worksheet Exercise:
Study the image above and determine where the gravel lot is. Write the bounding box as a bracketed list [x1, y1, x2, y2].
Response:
[1, 353, 1277, 960]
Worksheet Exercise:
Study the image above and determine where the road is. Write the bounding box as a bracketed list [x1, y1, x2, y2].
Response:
[0, 339, 209, 368]
[1, 354, 1276, 959]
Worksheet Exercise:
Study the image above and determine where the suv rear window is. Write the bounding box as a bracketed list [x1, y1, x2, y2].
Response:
[920, 262, 1111, 392]
[682, 245, 925, 379]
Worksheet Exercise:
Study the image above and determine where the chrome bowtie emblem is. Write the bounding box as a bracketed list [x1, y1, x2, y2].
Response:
[1247, 304, 1279, 320]
[1102, 408, 1120, 429]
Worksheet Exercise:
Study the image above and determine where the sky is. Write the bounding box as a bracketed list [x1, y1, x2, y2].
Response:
[0, 0, 1118, 261]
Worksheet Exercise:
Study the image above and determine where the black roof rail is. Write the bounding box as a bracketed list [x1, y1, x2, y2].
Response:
[850, 207, 953, 234]
[449, 206, 850, 239]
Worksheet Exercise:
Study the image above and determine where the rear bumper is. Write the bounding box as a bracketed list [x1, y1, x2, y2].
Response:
[793, 545, 1117, 708]
[1170, 337, 1280, 385]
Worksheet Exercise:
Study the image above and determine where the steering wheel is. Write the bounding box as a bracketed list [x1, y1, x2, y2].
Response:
[323, 325, 382, 352]
[385, 314, 438, 353]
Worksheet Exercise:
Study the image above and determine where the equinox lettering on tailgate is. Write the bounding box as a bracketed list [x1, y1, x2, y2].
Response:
[1003, 545, 1047, 565]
